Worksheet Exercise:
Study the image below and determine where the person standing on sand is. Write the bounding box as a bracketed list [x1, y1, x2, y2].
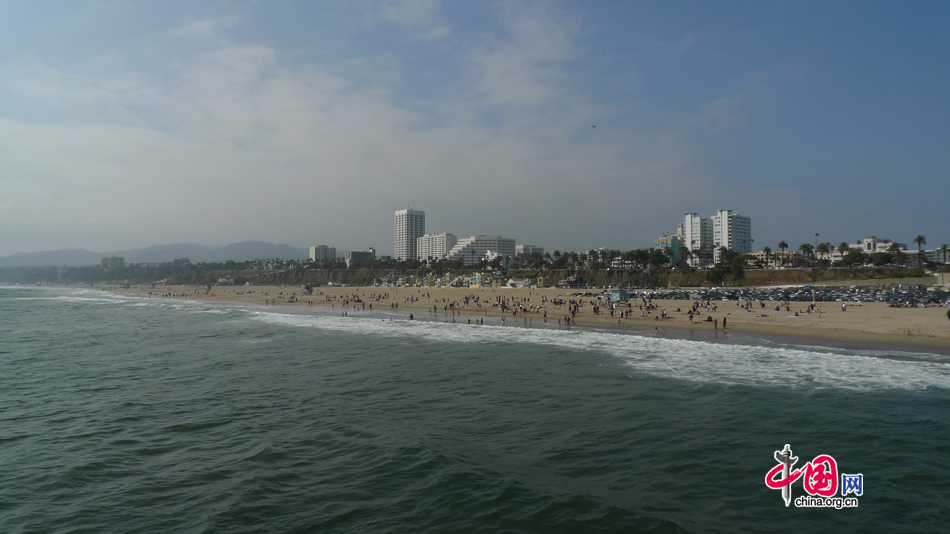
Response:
[722, 317, 727, 329]
[714, 319, 718, 330]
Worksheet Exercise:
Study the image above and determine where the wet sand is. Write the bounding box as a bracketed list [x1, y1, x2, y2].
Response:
[99, 284, 950, 349]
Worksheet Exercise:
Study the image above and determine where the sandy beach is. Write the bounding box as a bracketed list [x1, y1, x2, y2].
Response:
[97, 284, 950, 349]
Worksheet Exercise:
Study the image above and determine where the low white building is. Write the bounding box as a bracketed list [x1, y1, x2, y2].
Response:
[446, 235, 516, 266]
[925, 248, 950, 264]
[515, 244, 544, 256]
[829, 237, 907, 262]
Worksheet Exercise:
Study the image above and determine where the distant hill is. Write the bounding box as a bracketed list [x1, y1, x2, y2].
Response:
[0, 241, 309, 267]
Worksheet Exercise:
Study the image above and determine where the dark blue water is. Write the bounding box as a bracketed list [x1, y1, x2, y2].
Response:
[2, 286, 949, 533]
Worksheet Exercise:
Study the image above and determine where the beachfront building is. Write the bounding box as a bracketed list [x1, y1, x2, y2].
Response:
[515, 244, 544, 257]
[712, 210, 752, 262]
[310, 245, 336, 263]
[682, 213, 714, 265]
[654, 235, 685, 266]
[416, 233, 458, 262]
[925, 248, 950, 265]
[751, 250, 802, 268]
[394, 209, 425, 261]
[345, 248, 376, 268]
[445, 235, 516, 266]
[100, 256, 125, 269]
[828, 237, 908, 262]
[859, 236, 907, 254]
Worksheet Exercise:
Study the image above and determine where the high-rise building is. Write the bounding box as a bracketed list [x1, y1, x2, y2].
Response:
[100, 256, 125, 269]
[515, 245, 544, 257]
[310, 245, 336, 263]
[394, 209, 425, 261]
[712, 210, 752, 262]
[682, 213, 714, 265]
[417, 233, 458, 261]
[445, 236, 516, 266]
[345, 248, 376, 268]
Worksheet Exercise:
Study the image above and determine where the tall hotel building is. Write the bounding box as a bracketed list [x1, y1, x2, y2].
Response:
[309, 245, 336, 262]
[712, 209, 752, 262]
[682, 213, 713, 265]
[394, 209, 425, 261]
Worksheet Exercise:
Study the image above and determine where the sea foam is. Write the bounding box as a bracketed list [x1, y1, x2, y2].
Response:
[245, 309, 950, 392]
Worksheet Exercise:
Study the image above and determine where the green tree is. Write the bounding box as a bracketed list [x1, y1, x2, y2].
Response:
[839, 249, 867, 267]
[777, 241, 788, 267]
[762, 246, 771, 268]
[913, 235, 927, 269]
[589, 249, 600, 269]
[633, 249, 650, 270]
[679, 246, 692, 268]
[836, 242, 850, 264]
[870, 252, 892, 266]
[888, 243, 906, 266]
[798, 243, 814, 264]
[940, 244, 949, 265]
[647, 249, 669, 270]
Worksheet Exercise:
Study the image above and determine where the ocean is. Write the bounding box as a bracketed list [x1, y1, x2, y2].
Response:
[2, 286, 949, 533]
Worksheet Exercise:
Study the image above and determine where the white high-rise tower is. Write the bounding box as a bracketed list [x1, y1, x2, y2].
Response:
[394, 209, 425, 261]
[682, 213, 714, 265]
[712, 209, 752, 262]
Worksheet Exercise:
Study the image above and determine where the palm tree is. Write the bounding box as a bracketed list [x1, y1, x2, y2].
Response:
[940, 244, 950, 265]
[799, 243, 814, 265]
[913, 235, 926, 269]
[836, 242, 850, 265]
[816, 242, 830, 262]
[679, 246, 692, 267]
[778, 241, 788, 267]
[888, 242, 905, 266]
[763, 246, 772, 268]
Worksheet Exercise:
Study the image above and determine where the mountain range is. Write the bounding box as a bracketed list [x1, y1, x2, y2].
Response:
[0, 241, 311, 267]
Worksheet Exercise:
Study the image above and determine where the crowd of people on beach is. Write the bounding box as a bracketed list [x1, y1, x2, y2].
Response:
[103, 282, 950, 341]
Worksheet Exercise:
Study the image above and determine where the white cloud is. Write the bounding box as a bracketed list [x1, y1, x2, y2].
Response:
[0, 2, 802, 256]
[168, 16, 240, 41]
[464, 1, 578, 107]
[361, 0, 450, 39]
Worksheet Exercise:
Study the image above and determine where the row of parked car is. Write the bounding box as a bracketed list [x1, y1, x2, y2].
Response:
[617, 285, 950, 308]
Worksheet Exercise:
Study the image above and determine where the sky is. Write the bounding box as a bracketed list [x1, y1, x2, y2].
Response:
[1, 0, 948, 257]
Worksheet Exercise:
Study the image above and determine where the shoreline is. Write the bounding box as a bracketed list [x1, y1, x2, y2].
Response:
[57, 283, 950, 351]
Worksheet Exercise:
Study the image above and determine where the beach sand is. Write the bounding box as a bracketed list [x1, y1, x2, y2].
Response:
[100, 284, 950, 349]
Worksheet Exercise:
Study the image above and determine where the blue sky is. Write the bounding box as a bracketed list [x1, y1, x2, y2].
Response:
[1, 0, 947, 257]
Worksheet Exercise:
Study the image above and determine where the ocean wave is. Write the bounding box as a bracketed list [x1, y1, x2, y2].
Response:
[247, 310, 950, 392]
[14, 295, 127, 304]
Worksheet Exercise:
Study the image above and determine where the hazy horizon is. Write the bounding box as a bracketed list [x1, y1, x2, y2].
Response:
[2, 1, 948, 257]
